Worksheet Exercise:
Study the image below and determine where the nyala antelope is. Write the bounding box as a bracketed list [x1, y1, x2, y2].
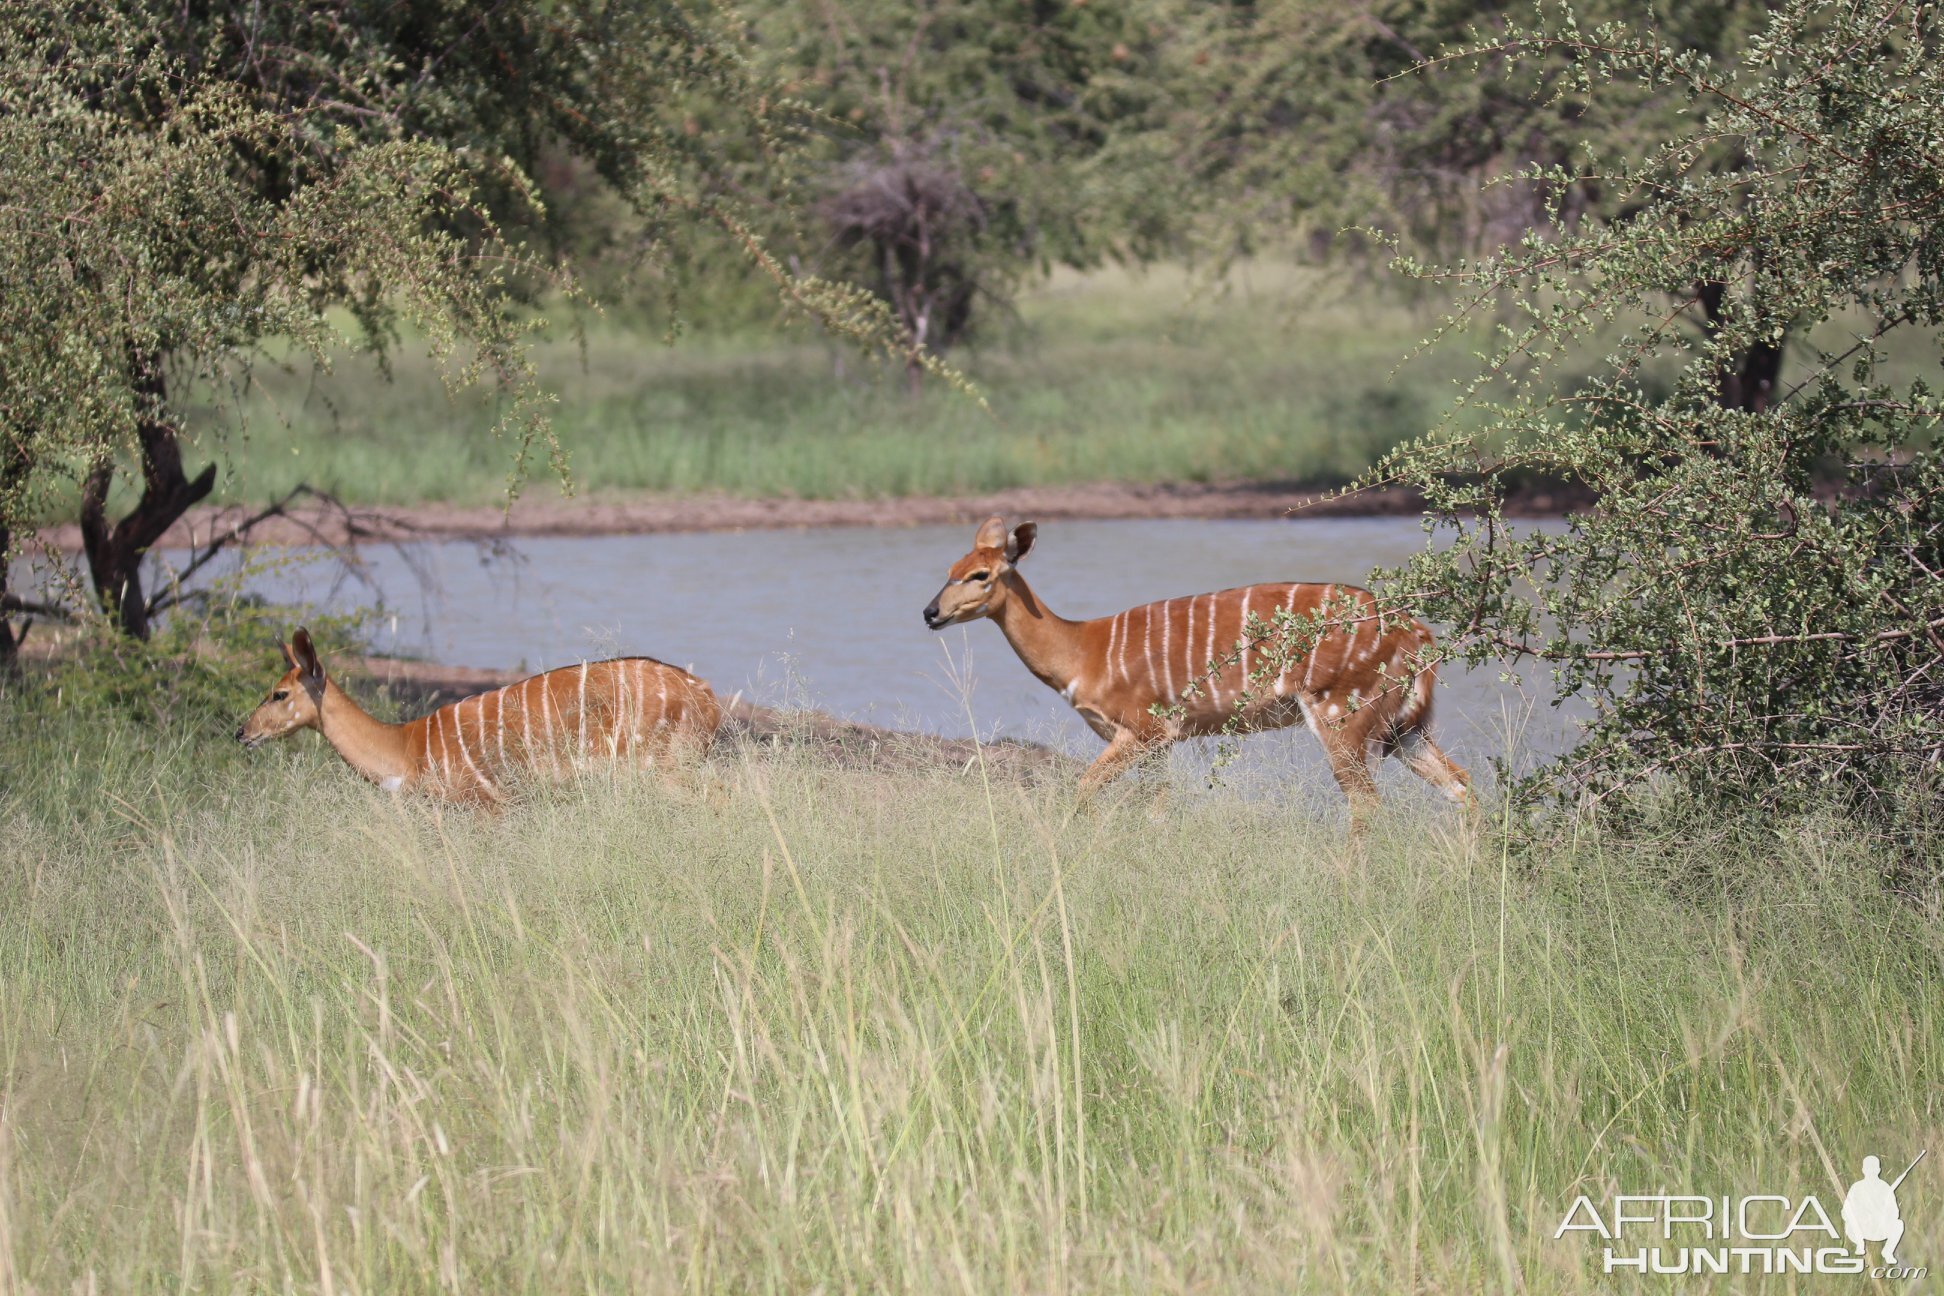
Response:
[236, 628, 722, 803]
[923, 517, 1470, 818]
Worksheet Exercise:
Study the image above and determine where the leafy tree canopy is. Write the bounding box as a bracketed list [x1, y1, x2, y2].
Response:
[0, 0, 909, 649]
[1178, 0, 1771, 260]
[1360, 0, 1943, 815]
[741, 0, 1190, 376]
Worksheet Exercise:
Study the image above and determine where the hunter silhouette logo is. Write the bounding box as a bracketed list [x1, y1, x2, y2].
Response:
[1844, 1151, 1924, 1265]
[1555, 1149, 1928, 1278]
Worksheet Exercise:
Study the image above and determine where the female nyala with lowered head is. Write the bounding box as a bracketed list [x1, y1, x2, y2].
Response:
[236, 628, 721, 804]
[923, 516, 1470, 820]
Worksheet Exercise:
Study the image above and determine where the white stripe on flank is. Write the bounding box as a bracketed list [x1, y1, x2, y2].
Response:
[1182, 595, 1195, 699]
[577, 661, 589, 758]
[537, 676, 562, 777]
[623, 669, 633, 746]
[1159, 599, 1175, 701]
[604, 663, 620, 757]
[434, 708, 453, 786]
[656, 672, 669, 747]
[616, 662, 630, 748]
[632, 663, 648, 750]
[1306, 585, 1334, 690]
[1239, 588, 1254, 684]
[641, 666, 656, 741]
[1204, 592, 1220, 709]
[492, 689, 506, 768]
[451, 700, 500, 800]
[521, 676, 535, 761]
[1115, 612, 1130, 685]
[1277, 584, 1302, 692]
[448, 705, 467, 786]
[612, 662, 630, 755]
[1141, 605, 1159, 696]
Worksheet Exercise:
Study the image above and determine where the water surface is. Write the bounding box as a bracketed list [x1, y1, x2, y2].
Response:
[28, 517, 1579, 797]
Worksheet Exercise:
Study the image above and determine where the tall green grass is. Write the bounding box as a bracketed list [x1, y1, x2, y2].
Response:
[64, 262, 1926, 519]
[3, 682, 1939, 1292]
[180, 266, 1478, 508]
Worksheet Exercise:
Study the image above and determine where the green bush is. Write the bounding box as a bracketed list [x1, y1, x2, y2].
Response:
[1368, 0, 1944, 817]
[20, 587, 365, 738]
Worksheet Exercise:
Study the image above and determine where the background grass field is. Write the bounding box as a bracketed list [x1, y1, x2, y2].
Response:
[170, 262, 1934, 514]
[4, 680, 1938, 1293]
[40, 262, 1905, 522]
[179, 267, 1483, 509]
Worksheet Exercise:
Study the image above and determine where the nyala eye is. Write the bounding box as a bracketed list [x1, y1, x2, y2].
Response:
[272, 690, 289, 701]
[967, 571, 991, 583]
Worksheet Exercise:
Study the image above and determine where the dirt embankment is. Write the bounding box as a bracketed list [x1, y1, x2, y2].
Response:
[36, 477, 1590, 553]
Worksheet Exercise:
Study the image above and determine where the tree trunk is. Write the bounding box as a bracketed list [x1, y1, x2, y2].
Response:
[1724, 334, 1783, 414]
[1696, 276, 1786, 415]
[0, 524, 17, 674]
[78, 348, 216, 640]
[0, 436, 29, 671]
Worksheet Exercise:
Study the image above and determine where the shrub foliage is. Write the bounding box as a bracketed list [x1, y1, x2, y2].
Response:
[0, 1, 914, 655]
[1371, 0, 1943, 811]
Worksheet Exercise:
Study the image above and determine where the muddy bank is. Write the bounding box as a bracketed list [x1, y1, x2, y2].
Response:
[37, 477, 1591, 553]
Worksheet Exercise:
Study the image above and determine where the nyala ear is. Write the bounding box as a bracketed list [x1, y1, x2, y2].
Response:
[1007, 522, 1038, 563]
[280, 640, 299, 670]
[290, 627, 324, 686]
[974, 515, 1008, 551]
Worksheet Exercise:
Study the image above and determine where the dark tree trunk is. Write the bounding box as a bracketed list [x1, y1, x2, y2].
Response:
[78, 348, 216, 640]
[1725, 334, 1784, 414]
[875, 205, 974, 397]
[0, 435, 29, 671]
[0, 531, 16, 675]
[879, 236, 933, 398]
[1696, 276, 1786, 415]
